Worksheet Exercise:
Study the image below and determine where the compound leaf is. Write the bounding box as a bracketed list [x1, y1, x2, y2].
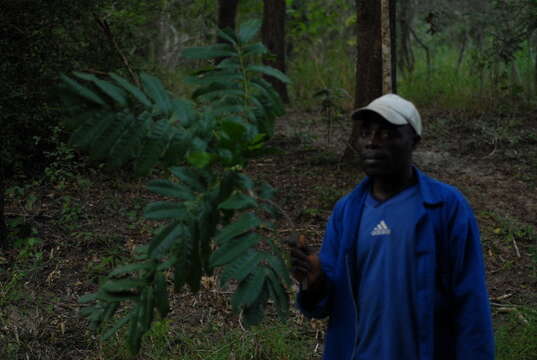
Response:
[246, 65, 291, 84]
[213, 212, 262, 245]
[238, 19, 261, 43]
[146, 179, 196, 200]
[110, 73, 152, 107]
[140, 73, 171, 113]
[102, 279, 147, 293]
[231, 266, 267, 310]
[102, 312, 133, 341]
[143, 201, 188, 220]
[218, 192, 257, 210]
[148, 221, 186, 257]
[169, 166, 206, 192]
[219, 250, 264, 287]
[60, 74, 106, 105]
[94, 78, 128, 107]
[210, 232, 261, 267]
[154, 272, 170, 317]
[109, 262, 154, 277]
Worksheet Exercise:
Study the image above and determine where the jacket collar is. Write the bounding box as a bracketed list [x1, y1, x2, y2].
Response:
[351, 167, 444, 207]
[414, 167, 444, 206]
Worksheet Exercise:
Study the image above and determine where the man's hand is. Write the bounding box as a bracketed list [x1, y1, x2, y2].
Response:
[287, 234, 322, 287]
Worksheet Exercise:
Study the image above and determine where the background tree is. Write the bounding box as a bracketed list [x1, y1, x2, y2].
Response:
[397, 0, 416, 73]
[262, 0, 290, 103]
[218, 0, 240, 34]
[382, 0, 397, 93]
[0, 175, 5, 249]
[342, 0, 383, 161]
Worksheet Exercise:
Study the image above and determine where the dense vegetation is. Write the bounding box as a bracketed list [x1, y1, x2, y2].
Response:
[60, 20, 292, 352]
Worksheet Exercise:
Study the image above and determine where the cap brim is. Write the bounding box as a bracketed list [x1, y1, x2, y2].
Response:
[351, 107, 408, 126]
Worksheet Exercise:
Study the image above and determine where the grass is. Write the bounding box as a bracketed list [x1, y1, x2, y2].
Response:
[0, 270, 25, 308]
[287, 39, 355, 110]
[288, 39, 536, 113]
[96, 320, 318, 360]
[495, 306, 537, 360]
[398, 44, 537, 111]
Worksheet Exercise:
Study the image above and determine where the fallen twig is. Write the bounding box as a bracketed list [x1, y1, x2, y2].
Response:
[491, 302, 518, 307]
[491, 293, 513, 301]
[512, 238, 521, 257]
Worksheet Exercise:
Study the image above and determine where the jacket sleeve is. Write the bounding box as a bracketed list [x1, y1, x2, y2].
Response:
[296, 200, 342, 319]
[447, 193, 495, 359]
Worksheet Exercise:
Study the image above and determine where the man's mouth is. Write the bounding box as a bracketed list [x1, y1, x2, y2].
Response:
[364, 158, 383, 165]
[362, 153, 386, 161]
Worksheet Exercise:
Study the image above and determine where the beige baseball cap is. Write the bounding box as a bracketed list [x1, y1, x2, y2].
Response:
[351, 94, 422, 136]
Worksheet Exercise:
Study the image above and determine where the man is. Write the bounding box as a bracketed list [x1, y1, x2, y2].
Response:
[290, 94, 494, 360]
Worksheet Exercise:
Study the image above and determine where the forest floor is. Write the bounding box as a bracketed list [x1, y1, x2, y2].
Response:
[1, 107, 537, 359]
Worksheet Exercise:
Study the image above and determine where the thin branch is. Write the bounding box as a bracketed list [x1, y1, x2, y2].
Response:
[81, 69, 108, 76]
[93, 13, 139, 86]
[247, 187, 299, 237]
[409, 26, 431, 77]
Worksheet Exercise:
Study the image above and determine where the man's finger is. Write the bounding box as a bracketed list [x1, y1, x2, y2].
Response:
[284, 238, 298, 247]
[290, 247, 310, 259]
[291, 258, 311, 270]
[297, 234, 306, 248]
[285, 233, 302, 247]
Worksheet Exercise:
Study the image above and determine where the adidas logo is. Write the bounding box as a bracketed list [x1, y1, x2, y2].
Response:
[371, 220, 391, 236]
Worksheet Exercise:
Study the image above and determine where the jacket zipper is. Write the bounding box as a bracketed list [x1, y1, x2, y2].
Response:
[346, 254, 359, 360]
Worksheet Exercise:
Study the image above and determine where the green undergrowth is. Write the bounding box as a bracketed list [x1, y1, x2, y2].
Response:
[288, 39, 354, 110]
[97, 320, 318, 360]
[495, 306, 537, 360]
[398, 45, 536, 111]
[288, 40, 536, 113]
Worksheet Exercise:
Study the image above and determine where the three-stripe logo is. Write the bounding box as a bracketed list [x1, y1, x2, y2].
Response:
[371, 220, 391, 236]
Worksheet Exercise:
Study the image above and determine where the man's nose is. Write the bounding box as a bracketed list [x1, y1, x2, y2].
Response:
[365, 130, 382, 148]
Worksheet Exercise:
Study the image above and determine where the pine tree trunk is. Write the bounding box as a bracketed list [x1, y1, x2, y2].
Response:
[389, 0, 396, 92]
[342, 0, 384, 161]
[381, 0, 396, 93]
[262, 0, 289, 103]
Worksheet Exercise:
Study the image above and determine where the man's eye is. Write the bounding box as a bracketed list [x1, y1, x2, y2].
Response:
[379, 130, 391, 139]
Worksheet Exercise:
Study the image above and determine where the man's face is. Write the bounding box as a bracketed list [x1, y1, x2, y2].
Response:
[356, 111, 418, 177]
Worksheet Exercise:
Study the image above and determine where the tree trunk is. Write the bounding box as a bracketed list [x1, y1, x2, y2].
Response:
[262, 0, 289, 103]
[409, 26, 431, 79]
[342, 0, 384, 161]
[381, 0, 396, 93]
[456, 31, 468, 74]
[156, 0, 187, 70]
[535, 48, 537, 95]
[397, 0, 415, 73]
[534, 34, 537, 95]
[0, 169, 7, 249]
[217, 0, 240, 35]
[216, 0, 239, 64]
[389, 0, 396, 93]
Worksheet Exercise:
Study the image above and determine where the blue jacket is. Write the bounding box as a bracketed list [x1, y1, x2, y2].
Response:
[297, 169, 494, 360]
